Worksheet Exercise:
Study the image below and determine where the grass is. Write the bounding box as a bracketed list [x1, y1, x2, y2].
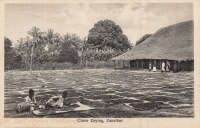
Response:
[4, 69, 194, 118]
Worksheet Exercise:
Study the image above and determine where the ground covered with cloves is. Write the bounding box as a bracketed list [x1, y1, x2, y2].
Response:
[4, 69, 194, 118]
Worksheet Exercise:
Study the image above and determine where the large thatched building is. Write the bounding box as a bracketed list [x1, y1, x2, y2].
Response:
[112, 20, 194, 72]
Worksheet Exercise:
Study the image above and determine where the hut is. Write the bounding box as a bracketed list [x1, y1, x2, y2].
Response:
[112, 20, 194, 72]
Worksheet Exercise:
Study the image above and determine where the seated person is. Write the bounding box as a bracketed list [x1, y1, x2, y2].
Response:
[25, 89, 37, 105]
[16, 89, 37, 113]
[45, 91, 68, 108]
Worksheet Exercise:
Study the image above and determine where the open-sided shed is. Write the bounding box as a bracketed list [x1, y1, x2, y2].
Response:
[112, 20, 194, 72]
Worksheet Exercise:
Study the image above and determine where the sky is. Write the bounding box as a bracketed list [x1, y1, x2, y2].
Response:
[5, 3, 193, 46]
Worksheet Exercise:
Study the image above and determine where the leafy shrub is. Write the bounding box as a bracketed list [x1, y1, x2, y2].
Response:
[85, 61, 114, 69]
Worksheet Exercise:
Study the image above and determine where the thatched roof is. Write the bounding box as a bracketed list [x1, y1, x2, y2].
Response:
[112, 20, 194, 61]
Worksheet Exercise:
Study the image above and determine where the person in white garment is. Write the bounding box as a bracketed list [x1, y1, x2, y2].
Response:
[45, 91, 68, 108]
[166, 60, 171, 72]
[149, 61, 152, 71]
[161, 60, 165, 72]
[153, 60, 157, 72]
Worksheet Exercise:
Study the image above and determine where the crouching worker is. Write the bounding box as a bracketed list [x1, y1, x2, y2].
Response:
[16, 89, 38, 113]
[45, 91, 68, 108]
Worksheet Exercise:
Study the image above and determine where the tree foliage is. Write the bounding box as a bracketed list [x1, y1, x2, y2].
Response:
[87, 20, 131, 51]
[7, 21, 132, 70]
[59, 42, 80, 64]
[11, 27, 83, 70]
[62, 33, 83, 51]
[27, 27, 45, 72]
[4, 37, 21, 70]
[5, 37, 12, 53]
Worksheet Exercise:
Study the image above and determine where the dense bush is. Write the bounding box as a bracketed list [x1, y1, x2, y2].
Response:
[32, 62, 70, 70]
[59, 42, 80, 64]
[4, 37, 23, 70]
[81, 48, 123, 62]
[85, 61, 115, 69]
[30, 61, 114, 70]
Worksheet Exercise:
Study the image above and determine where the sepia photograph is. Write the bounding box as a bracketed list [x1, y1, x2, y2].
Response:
[4, 2, 195, 120]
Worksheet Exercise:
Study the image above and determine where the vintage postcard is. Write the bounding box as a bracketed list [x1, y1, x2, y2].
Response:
[1, 0, 200, 127]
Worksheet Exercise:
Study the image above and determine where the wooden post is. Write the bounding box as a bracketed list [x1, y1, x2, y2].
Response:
[160, 60, 162, 70]
[142, 60, 143, 70]
[178, 61, 180, 72]
[124, 60, 127, 68]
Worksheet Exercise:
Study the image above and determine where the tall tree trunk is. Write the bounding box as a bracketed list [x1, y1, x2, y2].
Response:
[30, 46, 34, 73]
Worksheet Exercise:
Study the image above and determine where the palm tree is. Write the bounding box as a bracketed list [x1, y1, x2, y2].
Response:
[44, 29, 60, 53]
[61, 33, 72, 51]
[62, 33, 84, 51]
[54, 34, 62, 55]
[28, 26, 43, 72]
[45, 29, 56, 44]
[62, 33, 71, 43]
[17, 37, 31, 70]
[17, 38, 25, 54]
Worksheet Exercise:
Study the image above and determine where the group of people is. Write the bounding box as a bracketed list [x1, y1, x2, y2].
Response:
[149, 60, 171, 72]
[17, 89, 68, 112]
